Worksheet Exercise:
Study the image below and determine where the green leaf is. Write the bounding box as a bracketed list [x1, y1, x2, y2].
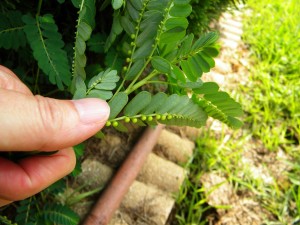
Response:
[178, 81, 203, 89]
[193, 89, 243, 129]
[169, 4, 192, 17]
[194, 54, 210, 72]
[160, 27, 186, 43]
[87, 89, 113, 100]
[151, 56, 171, 74]
[171, 66, 186, 83]
[203, 46, 219, 57]
[136, 25, 157, 47]
[87, 33, 106, 53]
[105, 48, 123, 72]
[120, 16, 135, 35]
[23, 14, 71, 90]
[227, 116, 243, 129]
[165, 17, 188, 30]
[109, 92, 128, 119]
[192, 32, 219, 51]
[132, 39, 154, 61]
[174, 0, 191, 5]
[127, 1, 140, 21]
[73, 76, 87, 99]
[125, 59, 145, 80]
[168, 95, 190, 114]
[0, 11, 26, 50]
[180, 60, 197, 81]
[86, 69, 119, 100]
[124, 91, 152, 116]
[156, 94, 182, 114]
[112, 0, 123, 9]
[140, 10, 163, 31]
[72, 0, 96, 81]
[178, 34, 194, 57]
[104, 12, 123, 51]
[114, 122, 128, 132]
[129, 0, 143, 10]
[141, 92, 168, 114]
[188, 57, 204, 77]
[193, 82, 219, 94]
[42, 204, 79, 225]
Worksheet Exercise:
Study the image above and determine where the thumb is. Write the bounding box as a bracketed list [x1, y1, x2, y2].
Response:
[0, 89, 110, 151]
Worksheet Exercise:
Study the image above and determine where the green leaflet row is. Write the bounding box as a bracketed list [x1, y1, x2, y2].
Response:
[106, 91, 208, 132]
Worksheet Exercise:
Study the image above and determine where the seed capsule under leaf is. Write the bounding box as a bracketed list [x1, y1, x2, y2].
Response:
[161, 115, 167, 120]
[167, 115, 173, 120]
[147, 116, 153, 121]
[124, 117, 130, 123]
[112, 121, 119, 127]
[132, 118, 138, 123]
[141, 115, 147, 121]
[156, 115, 161, 120]
[106, 121, 112, 126]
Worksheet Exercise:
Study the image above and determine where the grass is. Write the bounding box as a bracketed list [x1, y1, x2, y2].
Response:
[175, 0, 300, 224]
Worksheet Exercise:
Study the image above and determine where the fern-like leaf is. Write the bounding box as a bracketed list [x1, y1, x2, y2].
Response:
[40, 204, 79, 225]
[73, 68, 119, 100]
[22, 14, 71, 90]
[119, 0, 171, 80]
[0, 10, 26, 50]
[193, 82, 243, 129]
[108, 91, 208, 128]
[72, 0, 96, 81]
[15, 197, 36, 225]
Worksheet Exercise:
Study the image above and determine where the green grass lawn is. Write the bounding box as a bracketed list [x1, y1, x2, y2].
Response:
[175, 0, 300, 224]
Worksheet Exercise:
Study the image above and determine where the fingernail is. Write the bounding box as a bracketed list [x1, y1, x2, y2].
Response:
[72, 98, 110, 124]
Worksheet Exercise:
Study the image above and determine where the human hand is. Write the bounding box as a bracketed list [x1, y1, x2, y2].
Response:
[0, 65, 110, 207]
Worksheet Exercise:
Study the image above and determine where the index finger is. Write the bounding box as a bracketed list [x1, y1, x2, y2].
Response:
[0, 148, 75, 203]
[0, 65, 32, 95]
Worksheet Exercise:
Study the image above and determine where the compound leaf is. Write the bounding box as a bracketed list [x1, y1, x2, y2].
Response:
[109, 92, 128, 119]
[42, 204, 79, 225]
[72, 0, 96, 81]
[124, 91, 152, 116]
[151, 56, 171, 74]
[0, 10, 26, 50]
[23, 14, 71, 90]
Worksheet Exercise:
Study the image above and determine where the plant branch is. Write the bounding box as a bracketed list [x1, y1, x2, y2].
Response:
[36, 0, 43, 17]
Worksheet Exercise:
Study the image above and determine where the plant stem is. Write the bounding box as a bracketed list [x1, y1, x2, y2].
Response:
[124, 1, 172, 94]
[125, 71, 159, 95]
[36, 0, 43, 16]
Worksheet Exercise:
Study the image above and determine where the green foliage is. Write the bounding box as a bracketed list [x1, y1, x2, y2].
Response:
[0, 0, 243, 129]
[193, 82, 243, 129]
[0, 215, 17, 225]
[107, 91, 208, 131]
[72, 0, 96, 83]
[0, 11, 26, 50]
[41, 204, 79, 225]
[188, 0, 243, 35]
[73, 68, 119, 100]
[22, 14, 71, 90]
[0, 0, 245, 223]
[242, 0, 300, 150]
[12, 180, 80, 225]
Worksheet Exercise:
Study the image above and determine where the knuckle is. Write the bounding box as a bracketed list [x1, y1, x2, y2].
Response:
[35, 95, 64, 136]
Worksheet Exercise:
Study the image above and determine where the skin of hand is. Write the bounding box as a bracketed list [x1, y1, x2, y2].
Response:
[0, 65, 110, 207]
